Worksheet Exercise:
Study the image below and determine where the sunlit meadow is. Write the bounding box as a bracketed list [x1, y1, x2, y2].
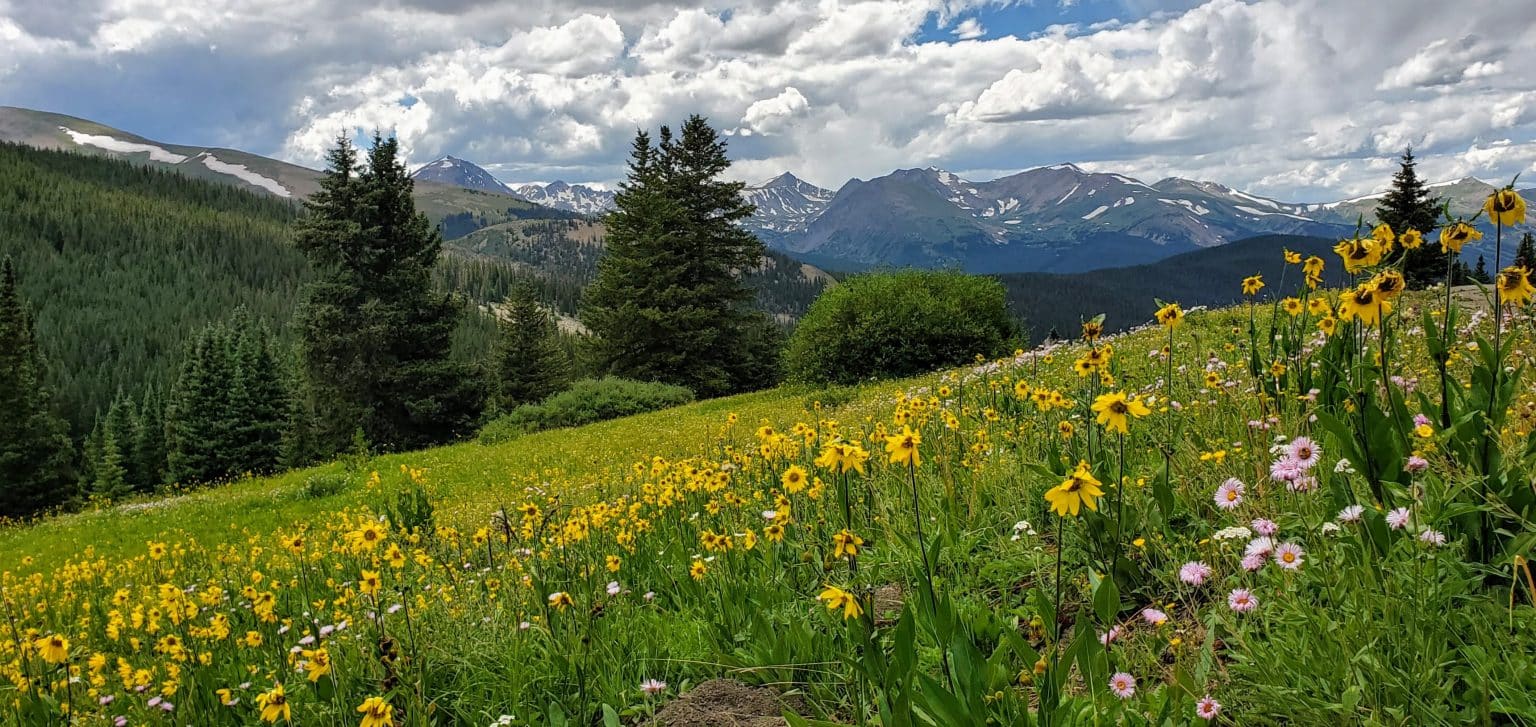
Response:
[5, 189, 1536, 725]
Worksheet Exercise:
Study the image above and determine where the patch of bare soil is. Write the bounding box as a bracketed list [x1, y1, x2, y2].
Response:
[648, 679, 808, 727]
[872, 583, 905, 626]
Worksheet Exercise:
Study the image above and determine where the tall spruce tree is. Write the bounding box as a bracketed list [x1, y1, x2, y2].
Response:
[294, 135, 481, 453]
[166, 325, 234, 484]
[92, 427, 132, 501]
[134, 385, 167, 490]
[492, 284, 570, 411]
[104, 393, 140, 489]
[0, 257, 75, 517]
[227, 310, 287, 473]
[1375, 148, 1446, 288]
[583, 116, 782, 397]
[78, 416, 103, 494]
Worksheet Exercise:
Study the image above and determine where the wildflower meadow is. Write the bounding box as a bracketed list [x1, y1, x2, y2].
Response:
[5, 188, 1536, 725]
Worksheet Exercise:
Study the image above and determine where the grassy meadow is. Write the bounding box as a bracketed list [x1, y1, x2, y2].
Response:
[7, 234, 1536, 725]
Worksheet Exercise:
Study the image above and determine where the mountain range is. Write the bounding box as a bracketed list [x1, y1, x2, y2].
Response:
[401, 155, 1536, 273]
[509, 181, 617, 217]
[5, 105, 1532, 275]
[405, 156, 618, 217]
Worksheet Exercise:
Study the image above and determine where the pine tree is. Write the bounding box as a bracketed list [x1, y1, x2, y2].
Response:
[227, 310, 287, 473]
[134, 385, 167, 490]
[1475, 255, 1491, 283]
[295, 135, 482, 453]
[1375, 148, 1446, 288]
[166, 325, 236, 484]
[0, 257, 75, 517]
[1515, 232, 1536, 269]
[79, 417, 103, 493]
[583, 117, 782, 397]
[104, 393, 140, 489]
[492, 284, 571, 411]
[92, 427, 132, 501]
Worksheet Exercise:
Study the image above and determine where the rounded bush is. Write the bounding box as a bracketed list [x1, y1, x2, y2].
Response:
[477, 377, 695, 444]
[786, 269, 1018, 384]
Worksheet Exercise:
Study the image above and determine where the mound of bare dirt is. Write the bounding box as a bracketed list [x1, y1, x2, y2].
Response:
[648, 679, 808, 727]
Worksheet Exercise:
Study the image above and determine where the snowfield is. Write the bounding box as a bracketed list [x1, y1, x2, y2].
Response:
[60, 126, 187, 163]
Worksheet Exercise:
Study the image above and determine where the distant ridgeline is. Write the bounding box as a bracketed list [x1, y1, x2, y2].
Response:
[996, 234, 1354, 344]
[0, 142, 828, 431]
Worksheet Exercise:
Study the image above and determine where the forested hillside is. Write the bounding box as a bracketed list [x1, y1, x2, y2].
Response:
[0, 141, 309, 430]
[0, 142, 831, 434]
[997, 234, 1354, 341]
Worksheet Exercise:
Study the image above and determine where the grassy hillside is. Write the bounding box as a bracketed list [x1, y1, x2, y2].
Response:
[6, 265, 1536, 724]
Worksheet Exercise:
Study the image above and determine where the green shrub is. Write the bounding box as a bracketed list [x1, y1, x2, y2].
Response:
[300, 473, 350, 499]
[477, 377, 695, 444]
[786, 269, 1018, 384]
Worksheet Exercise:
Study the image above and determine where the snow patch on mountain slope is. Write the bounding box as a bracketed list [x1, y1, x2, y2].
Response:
[60, 126, 187, 163]
[1234, 205, 1311, 220]
[199, 153, 290, 198]
[1158, 198, 1210, 215]
[1083, 205, 1110, 220]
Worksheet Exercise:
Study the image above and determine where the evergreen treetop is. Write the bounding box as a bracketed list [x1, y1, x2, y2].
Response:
[1376, 147, 1449, 288]
[582, 116, 781, 398]
[492, 283, 570, 412]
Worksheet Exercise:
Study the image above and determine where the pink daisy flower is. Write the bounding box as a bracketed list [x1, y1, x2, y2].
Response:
[1419, 529, 1446, 546]
[1405, 455, 1428, 473]
[1214, 478, 1245, 510]
[1250, 518, 1277, 536]
[1386, 507, 1412, 530]
[1244, 536, 1275, 558]
[1196, 696, 1222, 720]
[1286, 436, 1321, 469]
[639, 679, 668, 696]
[1240, 552, 1266, 571]
[1337, 505, 1363, 523]
[1179, 561, 1212, 586]
[1099, 625, 1123, 646]
[1141, 607, 1168, 626]
[1273, 542, 1304, 569]
[1109, 672, 1136, 699]
[1228, 588, 1257, 613]
[1269, 457, 1301, 483]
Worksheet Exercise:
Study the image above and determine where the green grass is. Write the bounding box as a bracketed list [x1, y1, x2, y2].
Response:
[0, 383, 897, 573]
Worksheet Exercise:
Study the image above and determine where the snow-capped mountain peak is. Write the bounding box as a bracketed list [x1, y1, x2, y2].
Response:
[510, 181, 616, 217]
[410, 155, 511, 195]
[741, 172, 836, 241]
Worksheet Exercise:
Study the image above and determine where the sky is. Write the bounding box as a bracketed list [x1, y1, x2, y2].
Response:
[2, 0, 1535, 202]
